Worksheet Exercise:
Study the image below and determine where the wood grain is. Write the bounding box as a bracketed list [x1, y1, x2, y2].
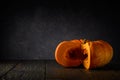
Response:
[46, 60, 120, 80]
[0, 61, 18, 78]
[1, 60, 45, 80]
[0, 60, 120, 80]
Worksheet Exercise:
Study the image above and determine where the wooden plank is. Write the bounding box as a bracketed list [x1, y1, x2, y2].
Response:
[1, 60, 45, 80]
[0, 61, 18, 78]
[46, 60, 120, 80]
[1, 60, 120, 80]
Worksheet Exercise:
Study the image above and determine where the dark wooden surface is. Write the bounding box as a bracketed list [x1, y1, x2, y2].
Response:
[0, 60, 120, 80]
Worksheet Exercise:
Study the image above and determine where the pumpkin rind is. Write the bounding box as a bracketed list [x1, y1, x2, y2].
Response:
[83, 40, 113, 69]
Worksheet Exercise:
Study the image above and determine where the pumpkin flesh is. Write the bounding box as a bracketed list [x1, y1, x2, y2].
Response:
[55, 40, 86, 67]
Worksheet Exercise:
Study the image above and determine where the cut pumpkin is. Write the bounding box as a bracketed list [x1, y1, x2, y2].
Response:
[82, 40, 113, 69]
[55, 39, 113, 69]
[55, 40, 86, 67]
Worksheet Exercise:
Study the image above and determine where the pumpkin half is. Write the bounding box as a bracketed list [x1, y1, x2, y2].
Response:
[55, 40, 87, 67]
[82, 40, 113, 69]
[55, 39, 113, 69]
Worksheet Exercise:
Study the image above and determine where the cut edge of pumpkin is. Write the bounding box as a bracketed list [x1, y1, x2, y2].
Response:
[55, 41, 68, 67]
[55, 40, 84, 67]
[82, 41, 91, 69]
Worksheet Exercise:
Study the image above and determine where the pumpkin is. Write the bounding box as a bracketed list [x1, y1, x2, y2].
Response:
[82, 40, 113, 69]
[55, 39, 113, 69]
[55, 40, 86, 67]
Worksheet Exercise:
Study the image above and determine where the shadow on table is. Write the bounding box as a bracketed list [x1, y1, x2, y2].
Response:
[90, 62, 120, 71]
[46, 60, 120, 80]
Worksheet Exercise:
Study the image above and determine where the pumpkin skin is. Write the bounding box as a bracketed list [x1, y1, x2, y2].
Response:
[55, 39, 113, 69]
[83, 40, 113, 69]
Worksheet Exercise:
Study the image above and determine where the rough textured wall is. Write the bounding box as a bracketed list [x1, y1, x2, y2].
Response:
[0, 1, 119, 61]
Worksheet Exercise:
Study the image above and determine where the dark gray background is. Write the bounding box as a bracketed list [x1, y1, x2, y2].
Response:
[0, 1, 119, 62]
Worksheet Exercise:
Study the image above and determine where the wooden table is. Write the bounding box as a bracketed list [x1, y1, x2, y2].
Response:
[0, 60, 120, 80]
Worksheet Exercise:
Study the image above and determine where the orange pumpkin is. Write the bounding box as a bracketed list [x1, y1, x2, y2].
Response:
[82, 40, 113, 69]
[55, 40, 85, 67]
[55, 39, 113, 69]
